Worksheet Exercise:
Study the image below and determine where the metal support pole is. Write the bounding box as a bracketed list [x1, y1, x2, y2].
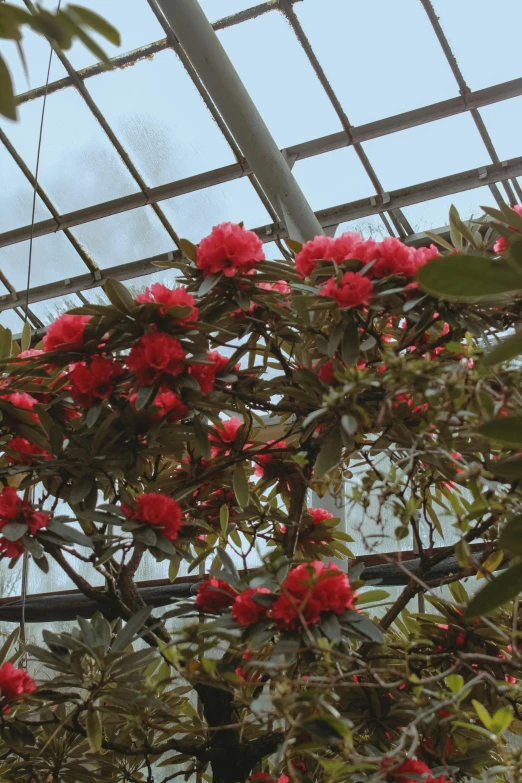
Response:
[153, 0, 324, 243]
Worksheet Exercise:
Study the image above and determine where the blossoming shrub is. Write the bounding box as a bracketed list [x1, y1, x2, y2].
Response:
[0, 205, 522, 782]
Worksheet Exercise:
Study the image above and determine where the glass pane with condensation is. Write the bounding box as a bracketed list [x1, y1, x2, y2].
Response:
[71, 206, 173, 269]
[80, 287, 109, 305]
[335, 217, 391, 242]
[0, 233, 88, 290]
[293, 147, 375, 213]
[30, 293, 84, 325]
[0, 306, 24, 333]
[199, 0, 260, 20]
[216, 11, 341, 148]
[479, 97, 522, 162]
[87, 48, 235, 186]
[0, 142, 51, 233]
[401, 186, 493, 235]
[52, 0, 166, 72]
[124, 270, 181, 298]
[0, 88, 139, 215]
[362, 114, 488, 192]
[160, 177, 271, 243]
[1, 0, 65, 95]
[294, 0, 457, 127]
[431, 0, 522, 90]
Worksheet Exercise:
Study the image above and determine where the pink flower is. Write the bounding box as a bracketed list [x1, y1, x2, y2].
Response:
[308, 507, 334, 525]
[136, 284, 198, 325]
[372, 237, 418, 278]
[0, 391, 39, 422]
[69, 356, 125, 408]
[6, 437, 51, 464]
[196, 577, 236, 612]
[320, 271, 373, 308]
[43, 314, 91, 352]
[0, 487, 50, 556]
[232, 587, 271, 626]
[494, 205, 522, 253]
[272, 561, 354, 629]
[189, 351, 236, 394]
[314, 359, 336, 385]
[127, 332, 186, 386]
[196, 223, 265, 278]
[330, 232, 379, 265]
[294, 235, 335, 277]
[254, 441, 286, 477]
[0, 662, 36, 704]
[209, 417, 245, 457]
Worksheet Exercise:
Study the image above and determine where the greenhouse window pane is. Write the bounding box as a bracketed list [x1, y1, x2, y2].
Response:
[0, 233, 88, 290]
[80, 287, 109, 305]
[199, 0, 260, 20]
[431, 0, 522, 90]
[479, 97, 522, 162]
[161, 177, 271, 242]
[216, 11, 341, 148]
[87, 49, 235, 186]
[56, 0, 166, 72]
[1, 88, 139, 214]
[0, 142, 51, 233]
[124, 270, 180, 297]
[362, 114, 487, 192]
[295, 0, 457, 126]
[335, 217, 391, 241]
[402, 186, 493, 234]
[71, 206, 173, 269]
[0, 307, 24, 333]
[30, 293, 83, 325]
[293, 147, 375, 212]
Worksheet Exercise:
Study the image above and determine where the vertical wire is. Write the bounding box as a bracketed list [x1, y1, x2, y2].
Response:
[20, 0, 62, 663]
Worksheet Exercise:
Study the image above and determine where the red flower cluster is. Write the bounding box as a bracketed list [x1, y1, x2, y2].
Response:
[6, 436, 51, 465]
[189, 351, 237, 394]
[494, 205, 522, 253]
[0, 486, 49, 558]
[321, 271, 373, 309]
[0, 662, 36, 705]
[382, 758, 451, 783]
[232, 586, 271, 626]
[308, 507, 334, 525]
[127, 332, 186, 386]
[254, 440, 287, 478]
[209, 417, 245, 457]
[271, 561, 354, 629]
[196, 577, 236, 612]
[315, 359, 336, 385]
[136, 284, 198, 326]
[0, 391, 39, 422]
[122, 492, 183, 541]
[196, 223, 265, 278]
[69, 356, 125, 408]
[43, 314, 91, 352]
[295, 232, 437, 281]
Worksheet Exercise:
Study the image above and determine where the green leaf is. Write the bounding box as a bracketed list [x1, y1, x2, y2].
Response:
[445, 674, 464, 694]
[104, 277, 136, 314]
[455, 538, 471, 568]
[356, 589, 389, 605]
[314, 429, 342, 479]
[499, 515, 522, 556]
[21, 321, 31, 352]
[0, 523, 28, 541]
[193, 416, 211, 460]
[216, 547, 239, 582]
[135, 385, 156, 411]
[0, 327, 13, 359]
[482, 329, 522, 366]
[0, 55, 16, 121]
[198, 273, 221, 296]
[47, 520, 94, 549]
[233, 463, 249, 508]
[68, 5, 120, 44]
[69, 472, 96, 505]
[327, 320, 344, 357]
[491, 705, 513, 734]
[479, 417, 522, 447]
[472, 700, 492, 730]
[465, 562, 522, 617]
[219, 504, 229, 537]
[86, 708, 102, 753]
[341, 414, 357, 437]
[341, 320, 360, 366]
[179, 238, 197, 262]
[449, 204, 478, 248]
[417, 254, 522, 301]
[112, 606, 152, 652]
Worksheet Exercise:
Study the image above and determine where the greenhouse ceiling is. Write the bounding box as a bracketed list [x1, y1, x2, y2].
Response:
[0, 0, 521, 335]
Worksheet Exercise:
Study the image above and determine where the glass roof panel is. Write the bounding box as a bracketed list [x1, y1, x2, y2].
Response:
[160, 177, 271, 242]
[294, 0, 457, 126]
[30, 294, 83, 325]
[86, 48, 235, 186]
[0, 142, 51, 233]
[431, 0, 522, 90]
[216, 10, 341, 148]
[0, 306, 24, 333]
[0, 233, 88, 290]
[335, 217, 391, 241]
[199, 0, 261, 19]
[401, 186, 493, 234]
[0, 89, 139, 214]
[70, 206, 173, 269]
[293, 147, 375, 212]
[55, 0, 166, 72]
[361, 113, 488, 191]
[80, 287, 109, 305]
[479, 98, 522, 162]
